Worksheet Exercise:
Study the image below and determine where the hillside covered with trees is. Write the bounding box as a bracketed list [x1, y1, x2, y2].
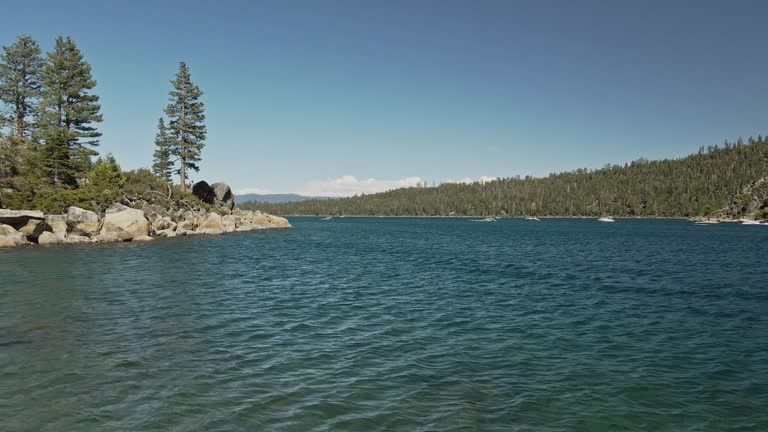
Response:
[243, 138, 768, 218]
[0, 34, 209, 214]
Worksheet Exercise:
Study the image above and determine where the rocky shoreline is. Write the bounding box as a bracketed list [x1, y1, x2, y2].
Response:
[0, 181, 291, 248]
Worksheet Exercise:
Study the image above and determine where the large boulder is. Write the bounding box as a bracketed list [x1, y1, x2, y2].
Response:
[197, 213, 224, 235]
[0, 209, 44, 230]
[192, 181, 235, 213]
[192, 181, 215, 204]
[99, 204, 149, 242]
[38, 231, 62, 245]
[211, 182, 235, 213]
[66, 206, 100, 237]
[0, 224, 28, 247]
[45, 215, 68, 240]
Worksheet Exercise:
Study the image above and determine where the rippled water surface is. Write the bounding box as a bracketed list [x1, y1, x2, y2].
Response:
[2, 218, 767, 431]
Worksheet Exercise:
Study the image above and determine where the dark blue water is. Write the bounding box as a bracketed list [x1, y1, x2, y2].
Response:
[1, 218, 767, 431]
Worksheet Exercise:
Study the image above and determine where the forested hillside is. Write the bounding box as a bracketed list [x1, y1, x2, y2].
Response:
[243, 137, 768, 217]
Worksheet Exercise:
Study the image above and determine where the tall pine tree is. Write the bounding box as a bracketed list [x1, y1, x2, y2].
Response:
[152, 117, 173, 182]
[40, 127, 74, 186]
[38, 36, 102, 175]
[0, 35, 43, 139]
[165, 61, 205, 192]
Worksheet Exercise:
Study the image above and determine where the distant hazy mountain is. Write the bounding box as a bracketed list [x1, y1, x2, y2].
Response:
[235, 193, 328, 204]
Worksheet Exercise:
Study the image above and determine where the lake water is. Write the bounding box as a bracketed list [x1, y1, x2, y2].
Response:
[1, 217, 767, 431]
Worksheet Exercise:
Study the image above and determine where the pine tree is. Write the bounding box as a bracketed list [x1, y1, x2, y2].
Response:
[0, 35, 43, 139]
[151, 117, 173, 182]
[40, 127, 75, 187]
[38, 36, 102, 175]
[165, 61, 205, 192]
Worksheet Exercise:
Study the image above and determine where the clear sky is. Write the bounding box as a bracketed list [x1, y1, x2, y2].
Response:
[3, 0, 767, 196]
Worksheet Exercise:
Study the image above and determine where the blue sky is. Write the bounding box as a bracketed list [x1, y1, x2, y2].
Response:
[3, 0, 768, 196]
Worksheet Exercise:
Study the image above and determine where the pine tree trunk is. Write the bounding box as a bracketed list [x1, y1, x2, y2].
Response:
[180, 158, 186, 193]
[179, 93, 187, 192]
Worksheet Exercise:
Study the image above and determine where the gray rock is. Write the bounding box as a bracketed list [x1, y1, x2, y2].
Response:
[66, 206, 100, 237]
[0, 209, 44, 229]
[100, 206, 149, 242]
[45, 215, 68, 240]
[197, 213, 224, 235]
[0, 224, 29, 247]
[38, 231, 62, 245]
[211, 182, 235, 213]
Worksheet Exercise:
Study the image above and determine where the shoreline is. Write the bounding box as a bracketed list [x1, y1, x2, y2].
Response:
[0, 205, 291, 248]
[276, 214, 696, 220]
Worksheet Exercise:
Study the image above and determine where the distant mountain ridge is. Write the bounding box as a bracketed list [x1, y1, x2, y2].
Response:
[235, 193, 329, 204]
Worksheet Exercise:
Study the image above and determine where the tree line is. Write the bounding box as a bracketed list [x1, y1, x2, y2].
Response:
[0, 34, 207, 211]
[243, 137, 768, 217]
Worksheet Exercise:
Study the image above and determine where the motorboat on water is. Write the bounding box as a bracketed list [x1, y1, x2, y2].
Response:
[321, 216, 333, 221]
[471, 217, 497, 222]
[525, 216, 541, 221]
[694, 220, 718, 225]
[598, 217, 615, 223]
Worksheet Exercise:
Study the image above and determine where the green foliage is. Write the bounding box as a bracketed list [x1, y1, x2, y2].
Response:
[90, 154, 125, 188]
[165, 61, 206, 191]
[245, 138, 768, 217]
[24, 185, 120, 214]
[0, 135, 25, 179]
[40, 127, 75, 187]
[123, 168, 170, 196]
[0, 35, 43, 138]
[151, 117, 173, 181]
[37, 36, 102, 175]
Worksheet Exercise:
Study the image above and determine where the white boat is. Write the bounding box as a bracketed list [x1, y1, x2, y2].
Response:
[321, 216, 333, 221]
[471, 217, 497, 222]
[598, 217, 615, 223]
[525, 216, 541, 221]
[694, 219, 719, 225]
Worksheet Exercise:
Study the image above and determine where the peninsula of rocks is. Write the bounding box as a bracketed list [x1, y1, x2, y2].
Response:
[0, 181, 290, 248]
